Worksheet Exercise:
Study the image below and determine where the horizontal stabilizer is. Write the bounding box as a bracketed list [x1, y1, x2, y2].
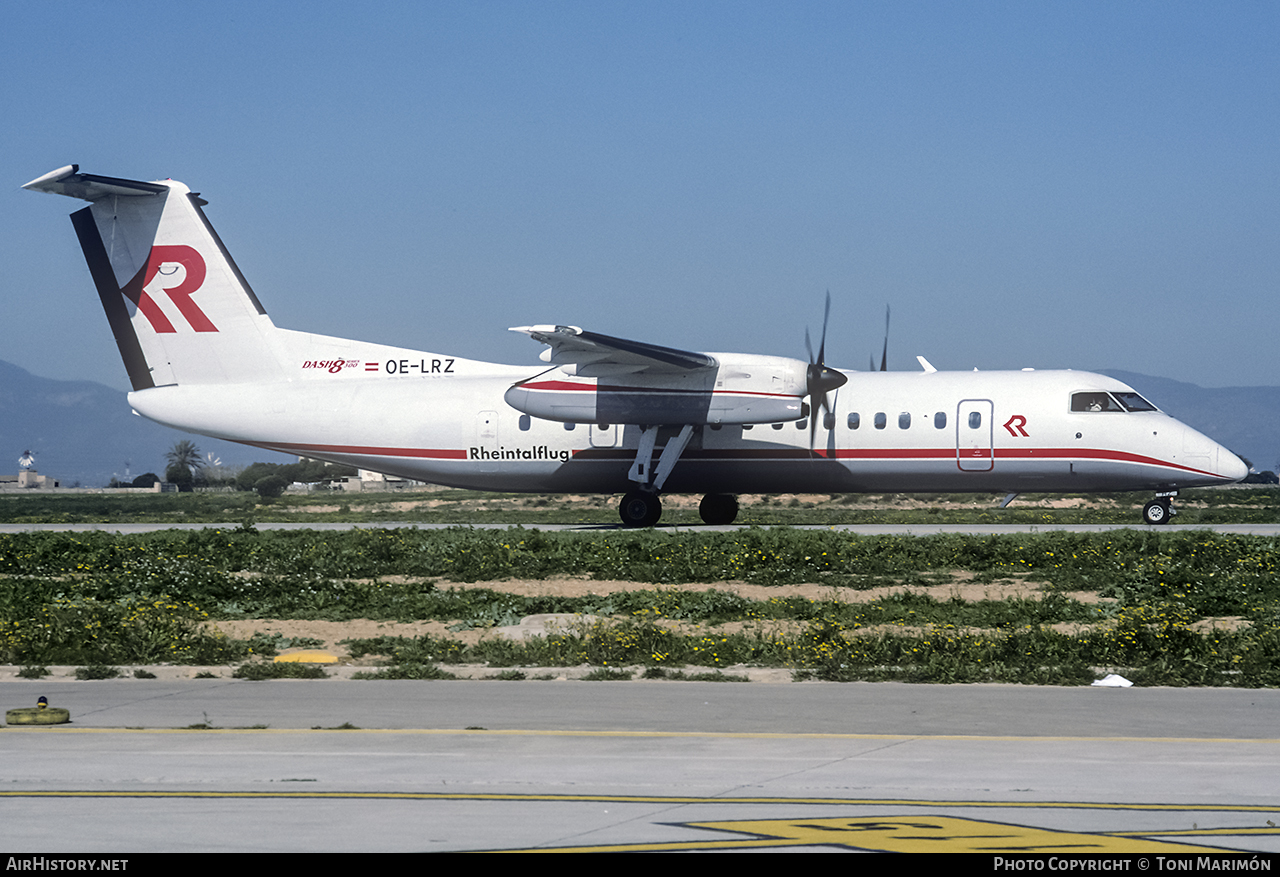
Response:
[23, 165, 169, 200]
[26, 165, 283, 391]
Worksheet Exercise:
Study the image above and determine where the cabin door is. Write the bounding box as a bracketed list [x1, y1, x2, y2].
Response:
[956, 399, 994, 472]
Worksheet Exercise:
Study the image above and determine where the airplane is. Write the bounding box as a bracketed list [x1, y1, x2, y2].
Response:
[23, 165, 1247, 527]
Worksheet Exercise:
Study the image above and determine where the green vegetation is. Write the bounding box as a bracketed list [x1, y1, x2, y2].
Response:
[1, 486, 1277, 526]
[164, 440, 205, 493]
[232, 460, 357, 495]
[350, 663, 457, 680]
[231, 662, 328, 680]
[643, 667, 749, 681]
[583, 666, 634, 681]
[0, 524, 1276, 685]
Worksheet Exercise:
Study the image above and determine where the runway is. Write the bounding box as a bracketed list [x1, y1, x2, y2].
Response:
[3, 681, 1279, 853]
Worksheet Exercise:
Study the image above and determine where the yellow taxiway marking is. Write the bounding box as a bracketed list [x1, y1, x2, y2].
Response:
[3, 792, 1274, 851]
[512, 815, 1247, 853]
[5, 726, 1280, 745]
[2, 790, 1278, 815]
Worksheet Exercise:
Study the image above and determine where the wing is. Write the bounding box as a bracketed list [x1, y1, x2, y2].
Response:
[510, 325, 717, 377]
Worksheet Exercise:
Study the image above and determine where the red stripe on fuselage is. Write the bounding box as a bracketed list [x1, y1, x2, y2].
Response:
[805, 446, 1222, 478]
[248, 441, 468, 460]
[244, 441, 1224, 479]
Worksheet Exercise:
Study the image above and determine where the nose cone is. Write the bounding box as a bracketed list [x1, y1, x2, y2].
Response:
[1219, 447, 1249, 483]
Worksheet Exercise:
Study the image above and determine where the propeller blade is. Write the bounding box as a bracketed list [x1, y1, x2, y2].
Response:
[826, 387, 840, 454]
[879, 305, 890, 371]
[804, 292, 847, 451]
[818, 291, 831, 365]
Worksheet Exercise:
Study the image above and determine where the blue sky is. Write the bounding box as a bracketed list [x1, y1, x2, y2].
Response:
[5, 1, 1278, 393]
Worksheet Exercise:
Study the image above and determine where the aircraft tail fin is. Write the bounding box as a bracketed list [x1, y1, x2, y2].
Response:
[23, 165, 285, 390]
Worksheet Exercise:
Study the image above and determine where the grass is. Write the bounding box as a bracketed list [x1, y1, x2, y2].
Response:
[642, 667, 749, 681]
[231, 662, 328, 680]
[74, 664, 120, 680]
[350, 663, 457, 680]
[0, 486, 1276, 526]
[582, 667, 634, 681]
[0, 491, 1277, 685]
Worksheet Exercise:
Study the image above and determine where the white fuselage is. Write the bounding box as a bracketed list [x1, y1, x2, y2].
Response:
[23, 165, 1246, 507]
[127, 331, 1246, 496]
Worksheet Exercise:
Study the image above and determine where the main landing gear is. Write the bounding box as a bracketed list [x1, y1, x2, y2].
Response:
[617, 491, 741, 527]
[698, 493, 739, 525]
[618, 424, 689, 528]
[619, 490, 663, 528]
[617, 424, 742, 527]
[1142, 491, 1178, 525]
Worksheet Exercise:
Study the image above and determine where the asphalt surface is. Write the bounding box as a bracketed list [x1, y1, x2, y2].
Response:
[4, 680, 1280, 853]
[4, 519, 1278, 853]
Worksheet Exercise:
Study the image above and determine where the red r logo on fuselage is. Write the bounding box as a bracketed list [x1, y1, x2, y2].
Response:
[1003, 415, 1029, 437]
[135, 245, 216, 333]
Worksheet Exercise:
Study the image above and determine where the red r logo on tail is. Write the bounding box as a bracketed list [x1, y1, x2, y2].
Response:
[134, 245, 216, 333]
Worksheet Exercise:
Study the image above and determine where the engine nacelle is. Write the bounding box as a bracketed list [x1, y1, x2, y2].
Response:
[504, 355, 811, 425]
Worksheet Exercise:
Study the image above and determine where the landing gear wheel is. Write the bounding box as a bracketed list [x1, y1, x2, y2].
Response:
[619, 491, 662, 528]
[1142, 499, 1172, 525]
[699, 493, 739, 525]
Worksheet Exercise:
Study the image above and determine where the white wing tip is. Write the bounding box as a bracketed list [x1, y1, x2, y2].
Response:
[509, 325, 582, 337]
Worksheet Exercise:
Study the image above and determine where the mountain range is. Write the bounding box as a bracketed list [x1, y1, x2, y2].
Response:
[0, 360, 289, 487]
[0, 359, 1275, 487]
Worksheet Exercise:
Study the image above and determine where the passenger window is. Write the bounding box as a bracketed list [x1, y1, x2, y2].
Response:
[795, 420, 805, 430]
[898, 412, 911, 429]
[934, 412, 946, 429]
[564, 422, 575, 431]
[772, 423, 784, 430]
[847, 413, 860, 430]
[874, 412, 887, 430]
[518, 414, 531, 431]
[968, 411, 982, 429]
[823, 412, 835, 430]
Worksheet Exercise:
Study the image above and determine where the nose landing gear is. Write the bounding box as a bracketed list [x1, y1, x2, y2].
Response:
[1142, 491, 1178, 525]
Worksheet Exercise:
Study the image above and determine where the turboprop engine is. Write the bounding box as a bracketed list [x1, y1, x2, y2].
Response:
[503, 325, 813, 426]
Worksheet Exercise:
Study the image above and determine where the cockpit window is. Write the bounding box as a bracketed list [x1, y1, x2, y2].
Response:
[1112, 392, 1157, 412]
[1071, 391, 1158, 413]
[1071, 392, 1125, 413]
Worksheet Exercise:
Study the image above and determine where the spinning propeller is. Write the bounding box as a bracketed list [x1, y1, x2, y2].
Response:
[870, 305, 890, 372]
[804, 292, 848, 450]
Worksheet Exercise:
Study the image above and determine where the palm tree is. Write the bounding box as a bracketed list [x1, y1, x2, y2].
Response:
[164, 440, 204, 490]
